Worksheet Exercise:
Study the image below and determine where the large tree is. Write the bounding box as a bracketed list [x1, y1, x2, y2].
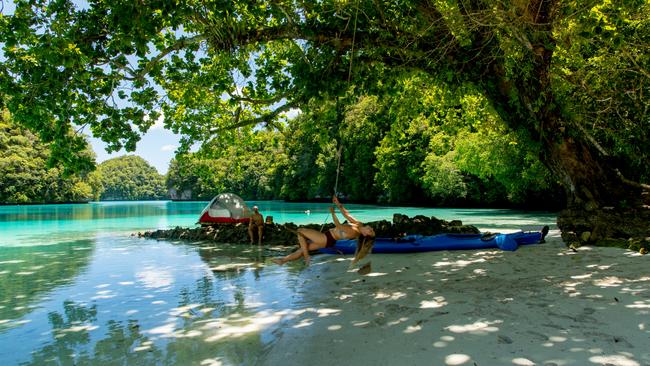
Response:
[1, 0, 648, 245]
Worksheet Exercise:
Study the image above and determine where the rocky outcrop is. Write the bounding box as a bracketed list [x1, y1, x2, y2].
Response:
[557, 207, 650, 252]
[138, 214, 480, 246]
[169, 188, 193, 201]
[389, 214, 478, 236]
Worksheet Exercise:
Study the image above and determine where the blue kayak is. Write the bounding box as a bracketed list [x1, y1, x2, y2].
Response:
[319, 231, 544, 254]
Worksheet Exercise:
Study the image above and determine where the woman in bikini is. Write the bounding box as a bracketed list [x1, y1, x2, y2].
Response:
[273, 196, 376, 266]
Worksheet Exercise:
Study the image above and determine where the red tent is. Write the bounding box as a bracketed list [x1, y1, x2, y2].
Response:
[197, 193, 251, 225]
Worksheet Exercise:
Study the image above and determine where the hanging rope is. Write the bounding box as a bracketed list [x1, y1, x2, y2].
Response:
[321, 2, 358, 231]
[333, 143, 343, 195]
[321, 142, 343, 232]
[347, 0, 360, 82]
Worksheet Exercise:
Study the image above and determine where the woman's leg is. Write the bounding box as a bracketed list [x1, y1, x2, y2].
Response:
[273, 247, 305, 264]
[273, 228, 327, 265]
[296, 228, 328, 265]
[295, 228, 327, 246]
[297, 232, 310, 265]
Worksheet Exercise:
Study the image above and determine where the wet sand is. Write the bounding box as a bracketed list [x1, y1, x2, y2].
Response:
[258, 230, 650, 366]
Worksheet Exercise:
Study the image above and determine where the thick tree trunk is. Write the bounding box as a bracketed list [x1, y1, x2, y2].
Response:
[545, 129, 650, 246]
[528, 126, 650, 249]
[478, 0, 650, 247]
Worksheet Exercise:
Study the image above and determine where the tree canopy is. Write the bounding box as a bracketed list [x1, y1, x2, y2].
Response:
[168, 69, 562, 207]
[1, 0, 649, 243]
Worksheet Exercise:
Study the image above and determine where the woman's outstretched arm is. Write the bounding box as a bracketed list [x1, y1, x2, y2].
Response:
[329, 206, 342, 226]
[332, 196, 360, 224]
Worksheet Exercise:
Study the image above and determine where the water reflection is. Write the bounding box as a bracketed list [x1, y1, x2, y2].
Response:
[0, 240, 94, 326]
[21, 264, 271, 366]
[193, 242, 265, 279]
[25, 301, 163, 366]
[1, 237, 303, 365]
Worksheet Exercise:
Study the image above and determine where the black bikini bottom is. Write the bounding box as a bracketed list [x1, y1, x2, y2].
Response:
[324, 230, 336, 248]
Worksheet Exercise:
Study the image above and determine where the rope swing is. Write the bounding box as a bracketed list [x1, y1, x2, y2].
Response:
[320, 1, 358, 231]
[333, 143, 343, 196]
[320, 143, 344, 232]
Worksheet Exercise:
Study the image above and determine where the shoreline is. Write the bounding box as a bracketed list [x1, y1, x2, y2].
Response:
[139, 214, 482, 246]
[256, 230, 650, 365]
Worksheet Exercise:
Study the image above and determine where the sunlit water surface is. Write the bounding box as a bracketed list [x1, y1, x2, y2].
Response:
[0, 201, 556, 365]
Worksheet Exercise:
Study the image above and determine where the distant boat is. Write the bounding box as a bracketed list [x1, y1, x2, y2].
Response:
[197, 193, 251, 225]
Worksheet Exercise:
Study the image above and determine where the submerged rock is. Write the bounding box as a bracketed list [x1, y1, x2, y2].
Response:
[140, 214, 480, 246]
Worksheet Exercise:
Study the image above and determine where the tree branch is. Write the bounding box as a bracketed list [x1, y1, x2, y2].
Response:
[227, 90, 291, 105]
[127, 34, 207, 80]
[209, 103, 298, 134]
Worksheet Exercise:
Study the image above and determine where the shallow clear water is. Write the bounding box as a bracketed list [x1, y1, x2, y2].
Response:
[0, 201, 556, 365]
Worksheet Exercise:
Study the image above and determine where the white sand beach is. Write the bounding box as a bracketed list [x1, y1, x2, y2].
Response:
[258, 230, 650, 366]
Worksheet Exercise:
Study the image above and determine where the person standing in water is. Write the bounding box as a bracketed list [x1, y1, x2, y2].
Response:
[248, 206, 264, 245]
[273, 196, 376, 266]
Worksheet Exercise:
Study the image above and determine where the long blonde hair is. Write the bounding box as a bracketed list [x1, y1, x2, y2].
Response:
[352, 233, 376, 265]
[357, 233, 375, 251]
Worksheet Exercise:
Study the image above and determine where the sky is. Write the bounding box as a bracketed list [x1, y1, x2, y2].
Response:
[88, 116, 181, 175]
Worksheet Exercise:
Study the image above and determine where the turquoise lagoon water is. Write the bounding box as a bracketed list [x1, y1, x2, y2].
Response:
[0, 201, 556, 365]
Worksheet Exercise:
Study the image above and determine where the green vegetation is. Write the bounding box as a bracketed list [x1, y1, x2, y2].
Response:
[0, 110, 94, 204]
[96, 156, 167, 201]
[167, 129, 286, 201]
[0, 110, 166, 204]
[1, 1, 649, 240]
[167, 71, 561, 207]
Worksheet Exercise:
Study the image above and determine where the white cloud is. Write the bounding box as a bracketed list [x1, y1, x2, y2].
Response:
[283, 108, 302, 120]
[161, 144, 177, 152]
